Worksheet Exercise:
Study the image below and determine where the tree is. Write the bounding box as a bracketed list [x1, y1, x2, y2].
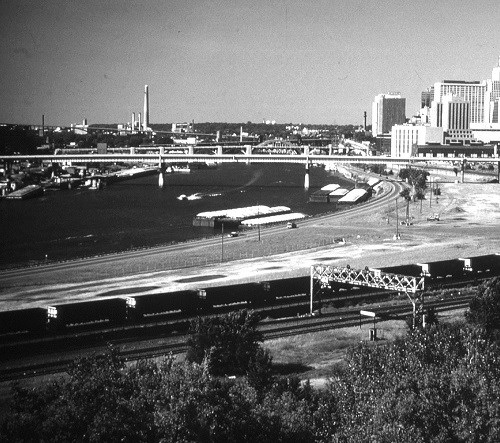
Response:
[186, 310, 271, 377]
[465, 277, 500, 339]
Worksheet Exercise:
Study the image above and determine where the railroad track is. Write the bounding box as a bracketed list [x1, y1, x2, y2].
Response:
[0, 294, 471, 383]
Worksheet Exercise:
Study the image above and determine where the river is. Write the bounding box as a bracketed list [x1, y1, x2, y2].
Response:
[0, 163, 352, 268]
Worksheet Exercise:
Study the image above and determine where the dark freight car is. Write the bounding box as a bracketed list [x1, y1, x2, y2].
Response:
[261, 276, 311, 300]
[375, 264, 424, 277]
[0, 307, 47, 337]
[418, 259, 465, 279]
[459, 254, 500, 275]
[197, 282, 266, 309]
[126, 290, 198, 321]
[47, 298, 127, 330]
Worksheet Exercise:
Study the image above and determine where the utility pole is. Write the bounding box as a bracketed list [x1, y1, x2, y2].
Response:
[257, 203, 261, 242]
[395, 197, 400, 239]
[221, 222, 224, 262]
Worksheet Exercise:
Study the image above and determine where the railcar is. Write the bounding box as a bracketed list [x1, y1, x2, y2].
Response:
[125, 290, 198, 321]
[459, 254, 500, 275]
[261, 276, 311, 300]
[196, 282, 266, 309]
[0, 307, 47, 338]
[47, 298, 127, 331]
[418, 259, 465, 279]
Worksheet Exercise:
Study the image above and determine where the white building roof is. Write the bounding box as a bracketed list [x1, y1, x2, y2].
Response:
[241, 212, 306, 226]
[338, 188, 367, 203]
[196, 205, 290, 219]
[329, 188, 349, 196]
[320, 183, 340, 191]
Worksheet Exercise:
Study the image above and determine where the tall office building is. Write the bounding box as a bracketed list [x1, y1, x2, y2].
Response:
[486, 56, 500, 123]
[371, 93, 406, 136]
[433, 80, 487, 124]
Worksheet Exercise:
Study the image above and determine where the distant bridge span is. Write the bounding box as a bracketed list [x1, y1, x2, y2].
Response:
[1, 153, 499, 167]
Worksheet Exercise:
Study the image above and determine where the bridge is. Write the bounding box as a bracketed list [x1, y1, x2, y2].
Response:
[1, 148, 499, 187]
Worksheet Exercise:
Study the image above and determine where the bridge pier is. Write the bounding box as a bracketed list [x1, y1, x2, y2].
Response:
[245, 145, 252, 164]
[304, 163, 310, 189]
[158, 155, 164, 187]
[217, 146, 223, 156]
[188, 146, 194, 155]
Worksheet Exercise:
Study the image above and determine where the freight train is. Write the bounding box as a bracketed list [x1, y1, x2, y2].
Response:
[1, 254, 499, 339]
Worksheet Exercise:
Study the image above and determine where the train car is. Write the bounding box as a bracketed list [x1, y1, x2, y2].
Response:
[47, 298, 127, 330]
[0, 307, 47, 338]
[261, 276, 311, 300]
[374, 264, 424, 277]
[459, 254, 500, 275]
[196, 282, 266, 309]
[125, 290, 198, 321]
[417, 259, 465, 279]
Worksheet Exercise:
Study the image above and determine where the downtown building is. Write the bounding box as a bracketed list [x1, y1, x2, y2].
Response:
[423, 57, 500, 143]
[371, 93, 406, 137]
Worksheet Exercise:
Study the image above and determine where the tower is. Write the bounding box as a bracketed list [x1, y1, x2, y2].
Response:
[143, 85, 149, 131]
[371, 93, 406, 137]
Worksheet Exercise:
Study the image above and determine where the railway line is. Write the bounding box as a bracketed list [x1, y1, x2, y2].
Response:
[0, 290, 474, 382]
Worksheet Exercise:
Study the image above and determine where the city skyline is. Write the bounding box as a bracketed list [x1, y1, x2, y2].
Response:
[1, 0, 500, 127]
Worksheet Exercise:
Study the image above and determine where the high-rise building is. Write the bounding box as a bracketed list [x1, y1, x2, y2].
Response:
[433, 80, 486, 124]
[421, 87, 434, 108]
[371, 93, 406, 136]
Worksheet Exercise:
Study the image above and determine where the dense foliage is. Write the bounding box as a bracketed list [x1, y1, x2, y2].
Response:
[2, 282, 500, 442]
[466, 276, 500, 340]
[186, 310, 272, 383]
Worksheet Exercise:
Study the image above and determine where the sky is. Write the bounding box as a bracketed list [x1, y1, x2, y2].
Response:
[1, 0, 500, 127]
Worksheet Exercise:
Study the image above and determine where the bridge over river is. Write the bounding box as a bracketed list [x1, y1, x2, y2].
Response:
[1, 146, 499, 187]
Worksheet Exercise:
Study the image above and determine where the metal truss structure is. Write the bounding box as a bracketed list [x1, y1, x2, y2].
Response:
[310, 264, 426, 327]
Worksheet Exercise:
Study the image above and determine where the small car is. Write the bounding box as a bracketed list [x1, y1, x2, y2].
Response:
[228, 231, 239, 237]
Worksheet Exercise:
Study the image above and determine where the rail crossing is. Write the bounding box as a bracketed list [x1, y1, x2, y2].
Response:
[310, 264, 427, 328]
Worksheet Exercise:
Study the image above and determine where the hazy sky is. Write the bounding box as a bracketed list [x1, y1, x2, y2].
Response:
[1, 0, 499, 126]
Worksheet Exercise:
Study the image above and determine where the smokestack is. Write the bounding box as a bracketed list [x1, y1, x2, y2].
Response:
[363, 111, 367, 130]
[138, 113, 142, 132]
[143, 85, 149, 131]
[132, 112, 136, 131]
